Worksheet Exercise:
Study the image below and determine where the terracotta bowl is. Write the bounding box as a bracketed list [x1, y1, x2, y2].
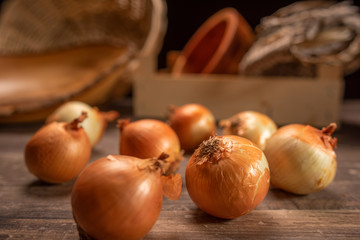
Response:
[172, 8, 254, 75]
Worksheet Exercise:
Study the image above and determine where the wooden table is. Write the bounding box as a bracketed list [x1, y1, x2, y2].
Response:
[1, 99, 360, 240]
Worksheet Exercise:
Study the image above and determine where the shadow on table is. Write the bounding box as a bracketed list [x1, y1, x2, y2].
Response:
[189, 208, 231, 224]
[24, 179, 74, 198]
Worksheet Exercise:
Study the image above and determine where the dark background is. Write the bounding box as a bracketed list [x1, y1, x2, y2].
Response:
[0, 0, 358, 99]
[158, 0, 360, 99]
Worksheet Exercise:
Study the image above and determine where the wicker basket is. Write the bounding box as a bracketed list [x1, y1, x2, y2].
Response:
[0, 0, 167, 122]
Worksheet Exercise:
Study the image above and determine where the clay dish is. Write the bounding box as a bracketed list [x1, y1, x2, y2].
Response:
[172, 8, 254, 75]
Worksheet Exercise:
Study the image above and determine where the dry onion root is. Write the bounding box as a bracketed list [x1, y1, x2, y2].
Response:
[71, 153, 182, 240]
[118, 119, 183, 175]
[167, 103, 216, 152]
[46, 101, 119, 147]
[186, 135, 270, 219]
[25, 112, 91, 183]
[219, 111, 277, 150]
[264, 123, 338, 195]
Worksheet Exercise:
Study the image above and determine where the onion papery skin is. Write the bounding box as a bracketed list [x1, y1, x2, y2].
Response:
[25, 121, 91, 183]
[71, 155, 163, 240]
[185, 135, 270, 219]
[219, 111, 277, 150]
[264, 124, 337, 195]
[168, 103, 216, 152]
[119, 119, 183, 175]
[46, 101, 105, 146]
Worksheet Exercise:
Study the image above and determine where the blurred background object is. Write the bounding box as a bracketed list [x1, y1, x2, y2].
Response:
[0, 0, 166, 122]
[158, 0, 360, 99]
[239, 1, 360, 77]
[0, 0, 359, 124]
[170, 7, 254, 75]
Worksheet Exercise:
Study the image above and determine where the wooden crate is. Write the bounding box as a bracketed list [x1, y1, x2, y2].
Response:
[133, 57, 344, 126]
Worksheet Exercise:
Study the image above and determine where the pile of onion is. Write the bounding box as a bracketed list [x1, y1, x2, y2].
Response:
[264, 123, 338, 195]
[167, 103, 216, 152]
[25, 112, 91, 183]
[186, 135, 270, 219]
[118, 119, 183, 175]
[219, 111, 277, 150]
[71, 153, 182, 240]
[46, 101, 119, 146]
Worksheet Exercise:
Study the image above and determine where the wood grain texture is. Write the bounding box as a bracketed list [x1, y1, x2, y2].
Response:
[133, 65, 343, 127]
[0, 100, 359, 239]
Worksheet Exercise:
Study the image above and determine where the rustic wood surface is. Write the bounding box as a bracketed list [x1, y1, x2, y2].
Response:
[0, 99, 359, 240]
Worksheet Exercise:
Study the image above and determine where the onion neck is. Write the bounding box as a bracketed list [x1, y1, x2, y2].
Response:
[66, 111, 87, 131]
[194, 136, 232, 165]
[97, 109, 119, 123]
[220, 118, 245, 135]
[137, 152, 169, 175]
[116, 118, 130, 132]
[320, 123, 337, 149]
[166, 104, 177, 118]
[230, 118, 245, 135]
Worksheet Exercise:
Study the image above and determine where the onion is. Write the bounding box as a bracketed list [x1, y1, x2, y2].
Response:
[186, 135, 270, 219]
[168, 103, 216, 152]
[71, 153, 182, 240]
[118, 119, 183, 175]
[264, 123, 337, 195]
[46, 101, 119, 146]
[219, 111, 277, 150]
[25, 112, 91, 183]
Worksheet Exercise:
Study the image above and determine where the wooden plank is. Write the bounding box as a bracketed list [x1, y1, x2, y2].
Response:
[134, 72, 344, 126]
[0, 219, 77, 240]
[148, 209, 360, 240]
[1, 210, 359, 240]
